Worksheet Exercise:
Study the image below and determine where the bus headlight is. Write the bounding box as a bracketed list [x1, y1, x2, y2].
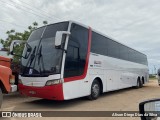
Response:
[45, 79, 62, 86]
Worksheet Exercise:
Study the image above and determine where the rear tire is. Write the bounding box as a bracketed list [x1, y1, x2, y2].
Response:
[140, 80, 143, 87]
[0, 88, 3, 108]
[136, 79, 142, 89]
[141, 77, 144, 87]
[88, 80, 100, 100]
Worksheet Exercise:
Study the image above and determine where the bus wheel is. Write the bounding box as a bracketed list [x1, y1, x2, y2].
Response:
[136, 79, 142, 89]
[141, 77, 144, 87]
[88, 80, 100, 100]
[0, 88, 3, 108]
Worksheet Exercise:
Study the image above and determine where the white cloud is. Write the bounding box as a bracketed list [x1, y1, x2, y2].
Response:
[0, 0, 160, 73]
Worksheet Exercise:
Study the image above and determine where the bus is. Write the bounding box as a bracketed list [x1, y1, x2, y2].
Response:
[10, 21, 149, 100]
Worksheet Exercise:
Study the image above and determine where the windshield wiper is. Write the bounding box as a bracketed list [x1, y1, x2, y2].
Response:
[29, 47, 36, 66]
[24, 42, 32, 59]
[22, 46, 36, 75]
[37, 45, 45, 75]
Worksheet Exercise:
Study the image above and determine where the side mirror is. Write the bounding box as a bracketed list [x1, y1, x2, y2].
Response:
[55, 31, 70, 47]
[139, 99, 160, 120]
[10, 40, 31, 59]
[10, 40, 26, 55]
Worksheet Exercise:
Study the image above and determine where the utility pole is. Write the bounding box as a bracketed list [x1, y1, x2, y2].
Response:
[154, 65, 157, 75]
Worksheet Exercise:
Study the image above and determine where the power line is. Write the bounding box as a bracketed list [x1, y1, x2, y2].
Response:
[0, 19, 26, 28]
[0, 3, 46, 29]
[0, 0, 51, 21]
[0, 0, 65, 31]
[0, 3, 27, 28]
[14, 0, 62, 21]
[10, 0, 59, 21]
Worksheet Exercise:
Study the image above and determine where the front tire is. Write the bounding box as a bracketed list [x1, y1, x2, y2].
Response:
[88, 80, 100, 100]
[0, 88, 3, 108]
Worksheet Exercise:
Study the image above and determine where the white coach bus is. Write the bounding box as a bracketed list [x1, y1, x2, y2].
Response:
[10, 21, 149, 100]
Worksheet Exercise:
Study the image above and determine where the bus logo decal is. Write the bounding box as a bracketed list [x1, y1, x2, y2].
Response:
[94, 61, 102, 65]
[29, 69, 33, 75]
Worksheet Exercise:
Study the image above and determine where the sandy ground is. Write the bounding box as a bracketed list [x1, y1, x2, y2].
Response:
[1, 79, 160, 120]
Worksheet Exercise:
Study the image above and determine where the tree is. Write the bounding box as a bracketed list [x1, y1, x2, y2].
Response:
[0, 21, 48, 63]
[43, 21, 48, 25]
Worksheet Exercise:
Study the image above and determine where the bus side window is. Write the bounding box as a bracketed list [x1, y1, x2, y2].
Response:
[64, 44, 80, 77]
[67, 45, 79, 61]
[64, 23, 88, 78]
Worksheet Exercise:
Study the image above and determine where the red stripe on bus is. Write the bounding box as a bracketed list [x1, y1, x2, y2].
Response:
[64, 27, 92, 82]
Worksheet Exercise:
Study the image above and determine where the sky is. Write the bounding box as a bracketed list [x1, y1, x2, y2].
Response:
[0, 0, 160, 74]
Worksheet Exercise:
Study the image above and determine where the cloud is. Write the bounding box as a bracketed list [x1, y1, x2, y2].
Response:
[0, 0, 160, 73]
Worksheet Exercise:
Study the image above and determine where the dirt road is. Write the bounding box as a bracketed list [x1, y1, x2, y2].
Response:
[1, 79, 160, 120]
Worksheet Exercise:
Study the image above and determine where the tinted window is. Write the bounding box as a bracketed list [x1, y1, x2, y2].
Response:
[108, 40, 120, 58]
[28, 27, 45, 42]
[21, 22, 69, 76]
[91, 32, 120, 58]
[91, 31, 147, 65]
[91, 32, 108, 56]
[128, 49, 134, 62]
[43, 22, 69, 39]
[64, 24, 88, 78]
[119, 45, 128, 60]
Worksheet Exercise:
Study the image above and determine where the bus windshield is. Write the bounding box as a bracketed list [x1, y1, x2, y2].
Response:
[20, 22, 69, 77]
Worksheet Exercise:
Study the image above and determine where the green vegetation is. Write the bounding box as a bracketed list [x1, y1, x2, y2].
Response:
[149, 74, 157, 80]
[0, 21, 48, 63]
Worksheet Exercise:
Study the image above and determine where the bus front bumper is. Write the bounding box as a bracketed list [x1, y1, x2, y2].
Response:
[18, 84, 64, 100]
